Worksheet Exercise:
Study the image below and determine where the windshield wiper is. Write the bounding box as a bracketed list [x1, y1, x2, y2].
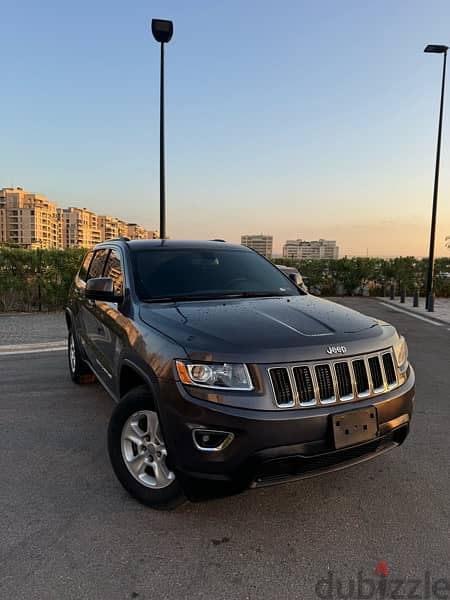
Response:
[237, 291, 292, 298]
[141, 293, 247, 303]
[141, 291, 293, 303]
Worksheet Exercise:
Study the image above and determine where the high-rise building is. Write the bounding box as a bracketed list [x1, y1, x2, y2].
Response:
[58, 207, 102, 248]
[126, 223, 159, 240]
[0, 188, 60, 249]
[98, 215, 128, 241]
[282, 239, 339, 260]
[241, 234, 273, 258]
[0, 188, 159, 249]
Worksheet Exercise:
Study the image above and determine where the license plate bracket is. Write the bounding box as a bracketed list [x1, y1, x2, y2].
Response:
[332, 407, 378, 449]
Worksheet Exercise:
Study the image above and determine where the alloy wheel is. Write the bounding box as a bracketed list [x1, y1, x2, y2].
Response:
[69, 333, 77, 373]
[120, 410, 175, 489]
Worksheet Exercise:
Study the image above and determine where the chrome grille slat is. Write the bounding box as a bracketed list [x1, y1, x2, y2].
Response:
[268, 367, 295, 407]
[334, 362, 353, 400]
[293, 366, 316, 406]
[352, 359, 370, 397]
[268, 349, 400, 409]
[368, 356, 384, 392]
[382, 353, 397, 387]
[315, 364, 336, 404]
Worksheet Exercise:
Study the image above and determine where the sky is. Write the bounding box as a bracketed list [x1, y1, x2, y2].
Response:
[2, 0, 450, 257]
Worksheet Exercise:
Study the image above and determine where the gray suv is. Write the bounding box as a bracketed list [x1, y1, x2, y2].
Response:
[66, 239, 414, 509]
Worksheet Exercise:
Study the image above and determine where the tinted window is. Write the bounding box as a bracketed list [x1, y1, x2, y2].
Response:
[103, 250, 123, 295]
[87, 249, 109, 280]
[131, 248, 301, 300]
[78, 251, 94, 282]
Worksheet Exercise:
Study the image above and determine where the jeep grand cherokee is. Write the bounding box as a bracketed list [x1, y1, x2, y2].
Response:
[66, 239, 414, 509]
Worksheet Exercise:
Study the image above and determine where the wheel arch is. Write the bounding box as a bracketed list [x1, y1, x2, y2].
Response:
[119, 358, 161, 408]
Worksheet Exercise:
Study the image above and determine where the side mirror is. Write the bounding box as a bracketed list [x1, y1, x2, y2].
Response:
[85, 277, 121, 302]
[288, 272, 309, 293]
[289, 273, 303, 286]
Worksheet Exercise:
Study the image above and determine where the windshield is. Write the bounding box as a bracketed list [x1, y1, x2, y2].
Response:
[131, 248, 302, 301]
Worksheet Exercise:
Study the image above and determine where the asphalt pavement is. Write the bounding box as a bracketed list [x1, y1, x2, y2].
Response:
[1, 298, 449, 600]
[0, 311, 66, 345]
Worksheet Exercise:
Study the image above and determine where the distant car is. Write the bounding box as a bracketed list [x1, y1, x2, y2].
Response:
[275, 264, 308, 293]
[66, 239, 414, 509]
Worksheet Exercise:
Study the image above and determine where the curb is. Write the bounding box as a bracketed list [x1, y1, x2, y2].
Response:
[378, 300, 449, 327]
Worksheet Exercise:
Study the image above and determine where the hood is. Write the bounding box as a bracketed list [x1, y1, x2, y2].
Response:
[139, 295, 392, 363]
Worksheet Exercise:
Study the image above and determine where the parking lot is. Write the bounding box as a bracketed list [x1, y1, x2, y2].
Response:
[1, 298, 449, 600]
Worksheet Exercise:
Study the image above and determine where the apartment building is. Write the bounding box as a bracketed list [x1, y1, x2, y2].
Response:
[282, 239, 339, 260]
[0, 188, 60, 249]
[0, 188, 159, 249]
[59, 207, 102, 248]
[240, 234, 273, 258]
[126, 223, 159, 240]
[97, 215, 129, 241]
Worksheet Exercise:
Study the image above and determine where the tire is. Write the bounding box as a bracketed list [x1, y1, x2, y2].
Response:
[68, 330, 94, 384]
[108, 386, 186, 510]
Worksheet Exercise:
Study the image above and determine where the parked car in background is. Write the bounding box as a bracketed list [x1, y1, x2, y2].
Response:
[66, 239, 414, 509]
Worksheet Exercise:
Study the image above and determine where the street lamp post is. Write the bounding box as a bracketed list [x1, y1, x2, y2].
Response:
[151, 19, 174, 240]
[424, 44, 448, 311]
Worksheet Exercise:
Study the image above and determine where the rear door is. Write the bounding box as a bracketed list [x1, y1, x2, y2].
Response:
[70, 250, 94, 326]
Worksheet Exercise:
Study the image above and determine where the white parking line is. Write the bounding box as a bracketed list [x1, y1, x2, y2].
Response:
[0, 347, 67, 356]
[0, 341, 67, 356]
[378, 301, 444, 327]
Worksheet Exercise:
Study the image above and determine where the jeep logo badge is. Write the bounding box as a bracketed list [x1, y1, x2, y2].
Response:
[326, 345, 347, 355]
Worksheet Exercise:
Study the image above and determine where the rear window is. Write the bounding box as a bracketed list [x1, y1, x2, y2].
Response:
[130, 248, 301, 300]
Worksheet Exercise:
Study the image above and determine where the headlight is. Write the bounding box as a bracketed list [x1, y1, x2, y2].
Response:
[176, 360, 253, 391]
[393, 335, 408, 371]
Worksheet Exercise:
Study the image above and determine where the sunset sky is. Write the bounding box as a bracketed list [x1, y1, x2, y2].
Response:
[2, 0, 450, 256]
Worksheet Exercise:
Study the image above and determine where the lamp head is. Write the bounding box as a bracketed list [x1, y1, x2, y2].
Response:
[151, 19, 173, 44]
[424, 44, 448, 54]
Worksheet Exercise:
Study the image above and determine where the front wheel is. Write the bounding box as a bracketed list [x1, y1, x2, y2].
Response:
[107, 386, 186, 510]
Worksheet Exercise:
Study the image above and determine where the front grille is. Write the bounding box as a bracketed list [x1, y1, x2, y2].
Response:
[269, 368, 294, 407]
[253, 425, 409, 486]
[256, 440, 381, 481]
[268, 349, 399, 409]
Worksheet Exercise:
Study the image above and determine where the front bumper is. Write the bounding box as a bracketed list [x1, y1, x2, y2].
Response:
[157, 369, 415, 498]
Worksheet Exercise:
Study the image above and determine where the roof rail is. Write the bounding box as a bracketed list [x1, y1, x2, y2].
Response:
[106, 236, 130, 242]
[210, 238, 226, 242]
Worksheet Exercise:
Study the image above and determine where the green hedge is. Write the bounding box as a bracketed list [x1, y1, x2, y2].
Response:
[0, 247, 86, 312]
[0, 247, 449, 312]
[274, 256, 450, 297]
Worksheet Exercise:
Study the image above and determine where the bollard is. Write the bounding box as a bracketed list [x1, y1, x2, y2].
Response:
[400, 288, 405, 303]
[390, 286, 394, 300]
[428, 293, 435, 312]
[413, 290, 419, 307]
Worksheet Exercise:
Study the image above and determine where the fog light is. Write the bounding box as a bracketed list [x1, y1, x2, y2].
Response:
[192, 429, 234, 452]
